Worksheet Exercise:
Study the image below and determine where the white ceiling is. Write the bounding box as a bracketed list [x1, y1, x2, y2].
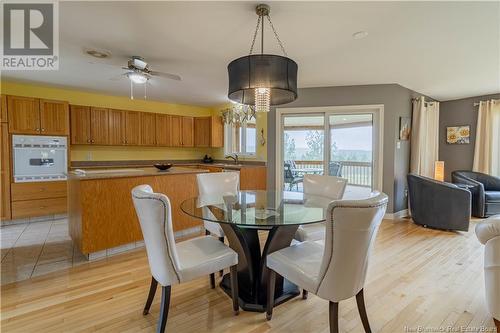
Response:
[2, 1, 499, 106]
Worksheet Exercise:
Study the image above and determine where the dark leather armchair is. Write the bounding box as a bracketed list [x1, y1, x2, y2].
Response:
[407, 174, 471, 231]
[451, 171, 500, 217]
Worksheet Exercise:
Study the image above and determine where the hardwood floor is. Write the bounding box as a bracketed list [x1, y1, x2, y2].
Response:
[0, 218, 496, 332]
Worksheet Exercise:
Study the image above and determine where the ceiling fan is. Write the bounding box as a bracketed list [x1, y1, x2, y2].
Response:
[122, 56, 182, 84]
[87, 51, 182, 100]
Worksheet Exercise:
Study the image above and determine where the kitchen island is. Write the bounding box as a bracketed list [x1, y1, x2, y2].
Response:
[68, 167, 208, 258]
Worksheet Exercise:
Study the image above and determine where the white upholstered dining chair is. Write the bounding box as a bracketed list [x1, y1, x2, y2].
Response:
[131, 185, 239, 333]
[197, 172, 239, 283]
[266, 192, 388, 333]
[475, 216, 500, 331]
[294, 174, 348, 242]
[197, 172, 239, 239]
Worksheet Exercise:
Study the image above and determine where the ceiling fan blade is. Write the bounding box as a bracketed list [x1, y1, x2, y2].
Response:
[149, 71, 181, 81]
[109, 73, 127, 81]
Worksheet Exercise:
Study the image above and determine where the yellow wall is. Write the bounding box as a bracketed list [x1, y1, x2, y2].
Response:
[0, 80, 268, 162]
[0, 80, 219, 161]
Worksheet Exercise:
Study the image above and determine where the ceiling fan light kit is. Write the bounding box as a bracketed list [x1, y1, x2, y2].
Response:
[227, 3, 298, 112]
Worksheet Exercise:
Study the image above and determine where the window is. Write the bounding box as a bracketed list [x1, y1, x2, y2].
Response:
[224, 117, 257, 156]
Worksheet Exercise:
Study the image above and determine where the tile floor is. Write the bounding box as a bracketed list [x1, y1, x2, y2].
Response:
[1, 217, 88, 285]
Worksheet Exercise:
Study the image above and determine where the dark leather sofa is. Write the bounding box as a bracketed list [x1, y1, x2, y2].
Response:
[407, 174, 471, 231]
[451, 171, 500, 217]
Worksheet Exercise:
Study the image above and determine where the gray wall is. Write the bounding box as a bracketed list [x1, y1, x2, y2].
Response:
[267, 84, 427, 213]
[439, 93, 500, 181]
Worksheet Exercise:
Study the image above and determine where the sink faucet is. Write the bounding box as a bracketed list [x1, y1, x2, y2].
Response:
[225, 154, 239, 165]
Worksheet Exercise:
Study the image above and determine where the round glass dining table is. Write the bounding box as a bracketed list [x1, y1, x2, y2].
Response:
[180, 190, 331, 312]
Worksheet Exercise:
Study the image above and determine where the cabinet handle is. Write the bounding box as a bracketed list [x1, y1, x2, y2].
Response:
[35, 128, 40, 132]
[91, 139, 95, 143]
[39, 188, 45, 192]
[87, 139, 91, 143]
[39, 206, 46, 209]
[41, 128, 45, 132]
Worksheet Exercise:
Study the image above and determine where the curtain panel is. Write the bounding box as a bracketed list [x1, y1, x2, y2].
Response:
[410, 97, 440, 178]
[473, 100, 500, 176]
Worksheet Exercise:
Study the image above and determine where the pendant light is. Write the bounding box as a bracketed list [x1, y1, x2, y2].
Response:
[227, 4, 298, 112]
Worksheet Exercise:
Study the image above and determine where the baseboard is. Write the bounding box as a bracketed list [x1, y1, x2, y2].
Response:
[384, 209, 409, 220]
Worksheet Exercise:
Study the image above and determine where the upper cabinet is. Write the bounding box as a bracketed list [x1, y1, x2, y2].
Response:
[70, 105, 91, 144]
[194, 117, 211, 147]
[7, 96, 69, 135]
[156, 114, 171, 146]
[210, 115, 224, 148]
[194, 115, 224, 148]
[7, 96, 40, 134]
[140, 112, 156, 146]
[39, 99, 69, 135]
[70, 105, 108, 144]
[181, 116, 194, 147]
[108, 109, 126, 145]
[125, 111, 141, 145]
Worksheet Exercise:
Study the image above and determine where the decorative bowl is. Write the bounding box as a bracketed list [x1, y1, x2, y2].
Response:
[154, 163, 173, 171]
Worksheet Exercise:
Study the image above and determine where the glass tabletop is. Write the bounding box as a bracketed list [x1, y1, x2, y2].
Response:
[180, 190, 331, 227]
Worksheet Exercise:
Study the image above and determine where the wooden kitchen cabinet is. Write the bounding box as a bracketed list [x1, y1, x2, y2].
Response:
[155, 114, 171, 146]
[194, 117, 211, 147]
[0, 123, 11, 220]
[108, 109, 126, 145]
[1, 95, 7, 123]
[239, 166, 267, 190]
[194, 115, 224, 148]
[39, 99, 69, 135]
[170, 115, 182, 147]
[8, 96, 69, 135]
[70, 105, 109, 144]
[210, 115, 224, 148]
[10, 181, 67, 219]
[7, 96, 40, 134]
[125, 111, 141, 145]
[90, 107, 109, 144]
[70, 105, 91, 144]
[140, 112, 156, 146]
[182, 116, 194, 147]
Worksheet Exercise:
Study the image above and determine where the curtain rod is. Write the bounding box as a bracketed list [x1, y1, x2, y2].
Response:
[474, 99, 499, 106]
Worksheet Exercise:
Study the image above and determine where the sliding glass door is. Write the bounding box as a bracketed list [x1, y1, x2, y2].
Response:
[278, 107, 382, 194]
[282, 114, 325, 191]
[328, 114, 374, 196]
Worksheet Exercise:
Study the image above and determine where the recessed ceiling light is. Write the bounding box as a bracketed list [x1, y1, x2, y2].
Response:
[85, 49, 111, 59]
[352, 31, 368, 40]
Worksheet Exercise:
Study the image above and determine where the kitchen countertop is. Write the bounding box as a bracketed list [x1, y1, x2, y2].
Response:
[68, 166, 209, 180]
[70, 160, 266, 170]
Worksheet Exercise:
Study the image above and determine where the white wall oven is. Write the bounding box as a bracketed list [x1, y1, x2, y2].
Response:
[12, 135, 68, 183]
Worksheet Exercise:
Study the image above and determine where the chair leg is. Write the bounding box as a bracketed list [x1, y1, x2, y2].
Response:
[209, 273, 215, 289]
[356, 289, 372, 333]
[157, 286, 171, 333]
[266, 269, 276, 321]
[229, 265, 239, 315]
[302, 290, 308, 300]
[205, 229, 210, 236]
[329, 301, 339, 333]
[219, 237, 225, 276]
[143, 277, 158, 315]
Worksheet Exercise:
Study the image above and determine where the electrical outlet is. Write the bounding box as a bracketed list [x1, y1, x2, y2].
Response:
[86, 152, 92, 161]
[404, 188, 408, 197]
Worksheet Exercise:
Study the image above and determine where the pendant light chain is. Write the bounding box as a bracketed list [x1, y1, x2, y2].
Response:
[249, 15, 262, 55]
[266, 15, 288, 57]
[248, 13, 288, 57]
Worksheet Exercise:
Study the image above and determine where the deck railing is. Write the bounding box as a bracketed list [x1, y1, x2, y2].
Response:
[292, 160, 372, 187]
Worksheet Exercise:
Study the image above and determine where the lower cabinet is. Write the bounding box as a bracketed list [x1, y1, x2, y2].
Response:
[10, 181, 67, 219]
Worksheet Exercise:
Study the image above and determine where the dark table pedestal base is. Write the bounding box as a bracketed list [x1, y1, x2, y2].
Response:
[218, 224, 301, 313]
[220, 274, 299, 312]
